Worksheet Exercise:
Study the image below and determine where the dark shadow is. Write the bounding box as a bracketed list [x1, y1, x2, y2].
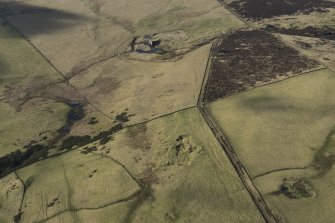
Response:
[240, 95, 298, 112]
[0, 2, 90, 37]
[313, 126, 335, 177]
[239, 93, 335, 117]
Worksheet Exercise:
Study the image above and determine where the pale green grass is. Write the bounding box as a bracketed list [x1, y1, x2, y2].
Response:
[0, 18, 70, 155]
[40, 202, 133, 223]
[17, 149, 140, 223]
[75, 201, 135, 223]
[135, 2, 246, 40]
[256, 167, 335, 223]
[207, 69, 335, 222]
[0, 173, 24, 223]
[0, 99, 70, 156]
[10, 108, 264, 223]
[94, 108, 264, 222]
[69, 43, 212, 126]
[207, 69, 335, 177]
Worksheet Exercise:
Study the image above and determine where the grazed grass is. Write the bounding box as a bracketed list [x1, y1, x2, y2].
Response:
[207, 69, 335, 223]
[1, 108, 265, 223]
[92, 108, 264, 222]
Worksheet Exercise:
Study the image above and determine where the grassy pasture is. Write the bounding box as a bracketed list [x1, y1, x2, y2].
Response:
[43, 203, 133, 223]
[0, 99, 69, 157]
[90, 108, 264, 222]
[254, 167, 335, 223]
[8, 108, 264, 223]
[69, 43, 211, 126]
[134, 1, 246, 39]
[0, 18, 70, 156]
[0, 173, 23, 223]
[207, 69, 335, 222]
[17, 149, 140, 223]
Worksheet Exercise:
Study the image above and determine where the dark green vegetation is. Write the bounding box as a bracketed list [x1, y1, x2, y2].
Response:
[88, 117, 98, 125]
[0, 145, 46, 177]
[225, 0, 335, 19]
[280, 178, 315, 199]
[61, 135, 92, 151]
[61, 123, 123, 150]
[57, 103, 85, 137]
[224, 0, 335, 40]
[81, 146, 97, 155]
[13, 212, 22, 223]
[313, 126, 335, 176]
[115, 111, 135, 123]
[203, 30, 319, 102]
[47, 197, 60, 207]
[99, 136, 112, 145]
[265, 26, 335, 41]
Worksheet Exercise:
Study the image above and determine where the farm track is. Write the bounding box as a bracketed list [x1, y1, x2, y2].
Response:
[91, 152, 142, 188]
[14, 171, 25, 222]
[252, 165, 312, 180]
[61, 163, 79, 222]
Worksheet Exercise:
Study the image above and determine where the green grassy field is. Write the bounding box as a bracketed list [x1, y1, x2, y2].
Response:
[69, 43, 211, 126]
[207, 69, 335, 222]
[135, 1, 245, 38]
[0, 16, 117, 161]
[0, 18, 71, 156]
[17, 148, 140, 223]
[10, 108, 264, 223]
